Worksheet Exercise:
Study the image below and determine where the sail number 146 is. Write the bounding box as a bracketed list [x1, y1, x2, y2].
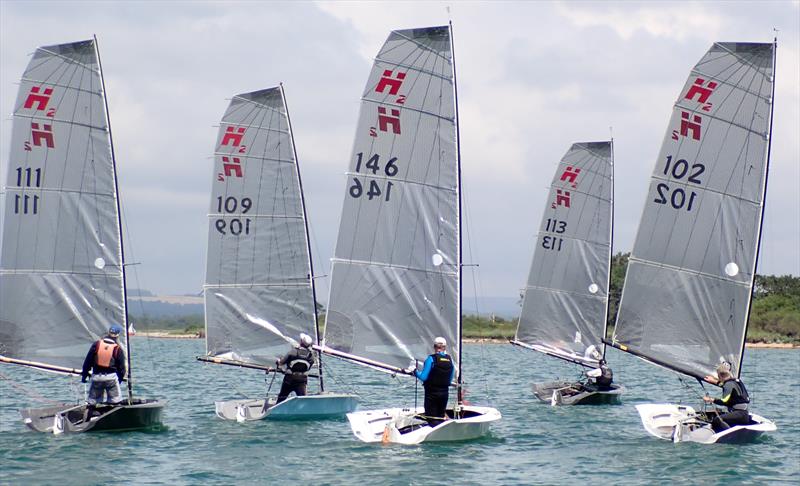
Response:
[349, 152, 398, 202]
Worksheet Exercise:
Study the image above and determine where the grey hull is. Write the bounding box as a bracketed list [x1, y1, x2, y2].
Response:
[21, 399, 164, 433]
[532, 381, 624, 405]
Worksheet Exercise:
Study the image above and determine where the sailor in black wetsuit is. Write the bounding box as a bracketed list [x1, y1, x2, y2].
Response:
[703, 362, 751, 432]
[408, 337, 454, 427]
[275, 333, 316, 404]
[586, 359, 614, 391]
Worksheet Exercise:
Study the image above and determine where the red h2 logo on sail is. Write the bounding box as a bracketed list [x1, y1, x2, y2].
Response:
[560, 166, 581, 189]
[218, 156, 243, 181]
[684, 77, 717, 111]
[551, 189, 571, 209]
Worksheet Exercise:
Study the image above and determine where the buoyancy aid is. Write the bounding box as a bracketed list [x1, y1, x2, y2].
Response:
[423, 353, 453, 391]
[95, 338, 118, 367]
[718, 378, 750, 411]
[288, 348, 314, 373]
[596, 365, 613, 387]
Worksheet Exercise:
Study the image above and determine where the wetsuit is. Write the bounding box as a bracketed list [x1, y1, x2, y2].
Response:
[710, 378, 751, 432]
[276, 347, 315, 404]
[414, 352, 454, 426]
[81, 336, 126, 405]
[588, 364, 613, 391]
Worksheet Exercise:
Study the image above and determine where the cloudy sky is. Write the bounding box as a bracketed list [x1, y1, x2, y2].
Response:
[1, 1, 798, 305]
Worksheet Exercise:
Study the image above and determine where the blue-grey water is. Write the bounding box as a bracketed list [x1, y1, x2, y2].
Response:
[1, 340, 798, 485]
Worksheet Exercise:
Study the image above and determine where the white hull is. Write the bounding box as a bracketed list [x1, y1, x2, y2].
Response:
[215, 393, 358, 422]
[347, 405, 501, 444]
[636, 403, 776, 444]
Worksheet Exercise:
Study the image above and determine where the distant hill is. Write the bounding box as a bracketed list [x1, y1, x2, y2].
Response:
[128, 293, 203, 318]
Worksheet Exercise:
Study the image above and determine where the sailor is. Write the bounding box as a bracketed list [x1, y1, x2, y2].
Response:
[408, 337, 454, 427]
[81, 324, 126, 405]
[586, 359, 614, 391]
[703, 362, 751, 432]
[582, 345, 613, 391]
[275, 333, 316, 404]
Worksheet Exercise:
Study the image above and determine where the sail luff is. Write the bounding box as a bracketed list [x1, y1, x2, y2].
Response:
[737, 39, 777, 379]
[449, 21, 464, 394]
[93, 35, 133, 402]
[279, 83, 324, 392]
[602, 139, 615, 360]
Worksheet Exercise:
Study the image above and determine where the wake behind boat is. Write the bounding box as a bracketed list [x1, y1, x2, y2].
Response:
[319, 23, 500, 444]
[197, 86, 357, 421]
[608, 41, 778, 444]
[512, 141, 624, 406]
[0, 38, 164, 433]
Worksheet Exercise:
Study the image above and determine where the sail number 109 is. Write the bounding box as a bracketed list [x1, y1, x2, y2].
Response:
[214, 196, 252, 236]
[653, 155, 705, 212]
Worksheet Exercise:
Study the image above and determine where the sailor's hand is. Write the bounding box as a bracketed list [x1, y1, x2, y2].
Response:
[404, 366, 416, 375]
[703, 374, 718, 385]
[703, 395, 713, 403]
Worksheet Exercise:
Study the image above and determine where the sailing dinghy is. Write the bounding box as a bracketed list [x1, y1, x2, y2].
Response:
[197, 86, 357, 421]
[316, 24, 501, 444]
[512, 141, 623, 405]
[608, 41, 778, 444]
[0, 38, 164, 433]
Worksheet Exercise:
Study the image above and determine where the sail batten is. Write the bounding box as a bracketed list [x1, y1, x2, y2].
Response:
[323, 25, 460, 375]
[612, 42, 775, 380]
[514, 142, 614, 367]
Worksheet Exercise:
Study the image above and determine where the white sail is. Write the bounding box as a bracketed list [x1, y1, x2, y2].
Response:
[0, 39, 126, 371]
[515, 142, 613, 367]
[612, 42, 776, 381]
[203, 87, 317, 366]
[322, 26, 460, 374]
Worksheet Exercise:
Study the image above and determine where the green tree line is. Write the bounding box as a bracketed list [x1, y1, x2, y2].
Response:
[132, 256, 799, 343]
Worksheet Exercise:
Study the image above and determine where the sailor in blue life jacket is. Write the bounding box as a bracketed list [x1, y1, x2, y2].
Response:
[407, 337, 454, 427]
[703, 362, 751, 432]
[81, 324, 126, 405]
[275, 333, 316, 404]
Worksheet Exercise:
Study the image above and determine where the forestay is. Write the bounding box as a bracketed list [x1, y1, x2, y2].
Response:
[612, 43, 776, 380]
[323, 26, 461, 373]
[204, 87, 316, 366]
[515, 142, 613, 367]
[0, 39, 126, 371]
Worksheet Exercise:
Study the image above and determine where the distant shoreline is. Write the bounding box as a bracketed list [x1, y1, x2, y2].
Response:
[134, 332, 798, 348]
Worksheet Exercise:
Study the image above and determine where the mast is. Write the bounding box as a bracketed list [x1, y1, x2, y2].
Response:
[449, 21, 464, 405]
[94, 35, 133, 403]
[601, 138, 615, 361]
[738, 39, 777, 379]
[280, 83, 324, 392]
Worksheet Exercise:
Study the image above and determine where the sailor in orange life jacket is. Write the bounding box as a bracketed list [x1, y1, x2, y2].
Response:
[81, 324, 126, 405]
[407, 337, 455, 427]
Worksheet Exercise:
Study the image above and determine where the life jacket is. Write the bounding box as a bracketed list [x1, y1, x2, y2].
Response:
[723, 378, 750, 411]
[596, 365, 613, 387]
[288, 348, 313, 374]
[423, 353, 453, 391]
[95, 338, 118, 367]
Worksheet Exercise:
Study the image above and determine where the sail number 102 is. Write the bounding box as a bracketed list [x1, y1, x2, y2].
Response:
[349, 152, 398, 202]
[653, 155, 705, 212]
